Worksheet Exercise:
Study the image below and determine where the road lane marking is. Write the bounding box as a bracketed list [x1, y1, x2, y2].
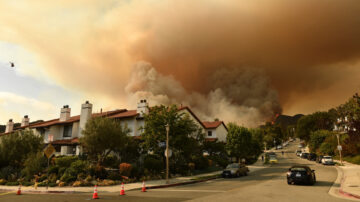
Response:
[150, 189, 226, 193]
[0, 192, 14, 196]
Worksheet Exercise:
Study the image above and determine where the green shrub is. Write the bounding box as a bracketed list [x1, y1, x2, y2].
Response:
[22, 181, 34, 186]
[60, 172, 77, 183]
[48, 166, 59, 174]
[103, 155, 120, 168]
[193, 156, 209, 170]
[58, 167, 66, 176]
[21, 152, 47, 179]
[89, 165, 108, 179]
[55, 156, 78, 168]
[5, 181, 19, 186]
[107, 172, 122, 181]
[70, 160, 89, 175]
[344, 155, 360, 165]
[38, 174, 47, 182]
[144, 155, 163, 174]
[0, 166, 20, 181]
[320, 142, 335, 156]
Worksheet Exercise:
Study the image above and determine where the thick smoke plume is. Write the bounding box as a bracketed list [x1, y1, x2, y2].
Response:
[1, 0, 360, 125]
[126, 62, 281, 126]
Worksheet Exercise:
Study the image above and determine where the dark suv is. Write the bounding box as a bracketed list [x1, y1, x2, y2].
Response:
[287, 165, 316, 185]
[307, 153, 317, 161]
[301, 153, 309, 159]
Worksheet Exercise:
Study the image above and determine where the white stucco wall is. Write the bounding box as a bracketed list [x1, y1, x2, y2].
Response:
[72, 122, 79, 138]
[206, 129, 217, 138]
[43, 125, 61, 143]
[120, 118, 136, 136]
[215, 124, 228, 142]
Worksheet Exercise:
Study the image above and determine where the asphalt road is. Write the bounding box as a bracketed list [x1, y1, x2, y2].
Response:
[0, 142, 352, 202]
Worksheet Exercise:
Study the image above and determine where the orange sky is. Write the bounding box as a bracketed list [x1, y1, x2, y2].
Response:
[1, 0, 360, 126]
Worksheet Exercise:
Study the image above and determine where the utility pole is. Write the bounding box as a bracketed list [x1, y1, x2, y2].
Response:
[165, 124, 170, 184]
[336, 133, 343, 164]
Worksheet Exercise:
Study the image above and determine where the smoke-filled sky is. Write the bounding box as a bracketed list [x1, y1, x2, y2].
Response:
[1, 0, 360, 126]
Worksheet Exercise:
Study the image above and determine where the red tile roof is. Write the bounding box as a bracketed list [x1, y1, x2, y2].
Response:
[50, 137, 79, 145]
[202, 121, 228, 131]
[30, 109, 127, 128]
[202, 121, 222, 129]
[108, 110, 138, 119]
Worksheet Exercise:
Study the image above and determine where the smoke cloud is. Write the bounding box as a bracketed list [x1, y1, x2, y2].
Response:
[1, 0, 360, 125]
[125, 62, 280, 126]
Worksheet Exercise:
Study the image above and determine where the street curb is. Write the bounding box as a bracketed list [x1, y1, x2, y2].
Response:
[339, 189, 360, 200]
[130, 176, 220, 191]
[0, 188, 77, 194]
[330, 165, 360, 200]
[0, 176, 221, 194]
[338, 170, 360, 200]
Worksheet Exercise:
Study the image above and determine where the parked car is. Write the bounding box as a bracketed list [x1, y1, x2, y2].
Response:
[277, 145, 283, 150]
[316, 155, 324, 164]
[222, 163, 249, 178]
[298, 144, 303, 148]
[296, 150, 302, 156]
[287, 165, 316, 185]
[269, 156, 278, 164]
[266, 152, 276, 158]
[300, 153, 309, 159]
[322, 156, 335, 165]
[307, 153, 317, 161]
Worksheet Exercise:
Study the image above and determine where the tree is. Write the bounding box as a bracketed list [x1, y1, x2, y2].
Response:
[336, 93, 360, 156]
[308, 130, 331, 153]
[296, 111, 333, 143]
[226, 123, 252, 163]
[203, 139, 228, 168]
[141, 105, 204, 173]
[0, 130, 44, 169]
[80, 117, 131, 165]
[261, 122, 282, 148]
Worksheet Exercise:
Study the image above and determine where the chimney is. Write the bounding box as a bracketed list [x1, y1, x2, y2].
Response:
[5, 119, 14, 133]
[60, 105, 71, 122]
[79, 101, 93, 137]
[21, 115, 30, 127]
[137, 99, 149, 117]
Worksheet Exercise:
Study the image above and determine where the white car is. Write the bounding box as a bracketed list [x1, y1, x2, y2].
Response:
[321, 156, 335, 165]
[277, 145, 283, 149]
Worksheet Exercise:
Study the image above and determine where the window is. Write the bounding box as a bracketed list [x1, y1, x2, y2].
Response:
[208, 131, 212, 136]
[55, 145, 61, 153]
[63, 125, 72, 137]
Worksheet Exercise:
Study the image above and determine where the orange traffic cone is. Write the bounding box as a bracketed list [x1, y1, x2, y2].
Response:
[120, 183, 125, 195]
[141, 181, 147, 192]
[16, 185, 21, 195]
[92, 185, 99, 199]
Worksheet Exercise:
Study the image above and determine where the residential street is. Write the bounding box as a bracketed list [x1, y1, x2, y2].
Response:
[0, 142, 354, 202]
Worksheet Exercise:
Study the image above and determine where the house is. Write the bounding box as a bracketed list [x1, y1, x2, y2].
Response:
[0, 100, 228, 156]
[202, 121, 228, 142]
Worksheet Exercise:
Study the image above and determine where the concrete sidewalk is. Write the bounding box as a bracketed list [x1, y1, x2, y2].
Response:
[336, 161, 360, 199]
[0, 157, 267, 194]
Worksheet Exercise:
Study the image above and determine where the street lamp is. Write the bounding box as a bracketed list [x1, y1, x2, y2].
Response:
[165, 124, 170, 184]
